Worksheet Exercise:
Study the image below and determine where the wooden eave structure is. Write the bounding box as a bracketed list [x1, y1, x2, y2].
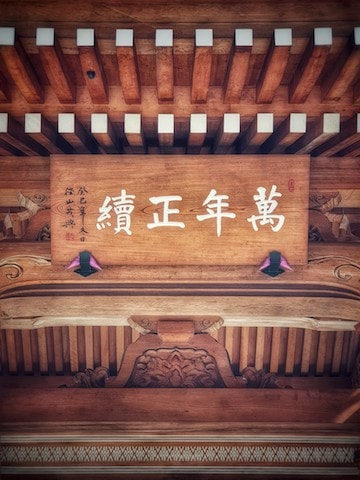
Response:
[0, 1, 360, 478]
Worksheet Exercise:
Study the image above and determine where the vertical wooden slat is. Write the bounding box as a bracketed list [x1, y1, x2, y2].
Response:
[289, 27, 332, 104]
[84, 326, 94, 369]
[61, 326, 70, 374]
[100, 326, 109, 368]
[14, 330, 24, 374]
[77, 28, 108, 104]
[77, 326, 86, 372]
[191, 29, 213, 104]
[224, 29, 252, 104]
[239, 326, 249, 372]
[332, 330, 345, 375]
[116, 29, 141, 104]
[21, 330, 33, 374]
[68, 326, 79, 374]
[255, 327, 265, 371]
[108, 326, 117, 375]
[37, 328, 48, 374]
[256, 29, 292, 103]
[346, 331, 360, 374]
[270, 327, 281, 373]
[225, 326, 240, 374]
[156, 29, 174, 103]
[293, 328, 304, 376]
[115, 326, 125, 371]
[53, 326, 64, 374]
[30, 330, 40, 375]
[5, 330, 17, 374]
[45, 328, 55, 375]
[93, 326, 101, 367]
[285, 327, 297, 375]
[316, 331, 327, 375]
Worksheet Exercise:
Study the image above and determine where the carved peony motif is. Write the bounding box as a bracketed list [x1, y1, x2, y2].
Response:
[126, 347, 224, 388]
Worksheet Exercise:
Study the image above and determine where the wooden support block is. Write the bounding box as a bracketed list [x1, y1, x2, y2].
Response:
[311, 113, 360, 156]
[256, 28, 292, 104]
[36, 28, 76, 104]
[116, 29, 141, 104]
[0, 113, 48, 155]
[286, 113, 340, 154]
[0, 27, 43, 104]
[124, 113, 145, 153]
[158, 113, 174, 152]
[322, 27, 360, 102]
[213, 113, 240, 153]
[289, 28, 332, 104]
[155, 29, 174, 103]
[25, 113, 73, 154]
[77, 28, 108, 104]
[224, 29, 253, 104]
[239, 113, 273, 153]
[187, 113, 207, 153]
[58, 113, 99, 153]
[91, 113, 118, 153]
[261, 113, 307, 153]
[191, 29, 213, 104]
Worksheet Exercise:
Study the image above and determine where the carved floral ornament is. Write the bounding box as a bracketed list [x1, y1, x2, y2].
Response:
[308, 255, 360, 282]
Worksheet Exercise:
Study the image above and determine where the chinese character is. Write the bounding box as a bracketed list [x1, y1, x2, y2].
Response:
[64, 187, 74, 196]
[196, 189, 236, 237]
[96, 190, 136, 235]
[147, 195, 185, 229]
[247, 185, 285, 232]
[112, 190, 136, 235]
[78, 186, 88, 196]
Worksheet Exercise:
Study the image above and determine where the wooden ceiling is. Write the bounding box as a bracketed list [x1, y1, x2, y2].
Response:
[0, 1, 360, 478]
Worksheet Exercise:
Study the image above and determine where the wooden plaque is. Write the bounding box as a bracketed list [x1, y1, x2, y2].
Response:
[51, 155, 310, 265]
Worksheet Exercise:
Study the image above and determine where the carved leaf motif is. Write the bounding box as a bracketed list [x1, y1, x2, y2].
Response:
[126, 347, 225, 388]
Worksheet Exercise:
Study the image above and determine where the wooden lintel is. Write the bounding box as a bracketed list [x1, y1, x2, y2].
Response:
[1, 388, 359, 426]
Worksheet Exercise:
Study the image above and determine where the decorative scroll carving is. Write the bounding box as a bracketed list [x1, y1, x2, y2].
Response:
[126, 347, 225, 388]
[72, 366, 109, 388]
[129, 316, 224, 335]
[0, 255, 51, 280]
[308, 255, 360, 282]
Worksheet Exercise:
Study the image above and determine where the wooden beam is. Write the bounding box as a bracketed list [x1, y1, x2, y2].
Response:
[25, 113, 73, 154]
[322, 27, 360, 102]
[187, 113, 207, 153]
[155, 29, 174, 103]
[36, 27, 76, 104]
[116, 29, 141, 104]
[256, 29, 292, 104]
[286, 113, 340, 154]
[289, 28, 332, 104]
[0, 70, 10, 103]
[238, 113, 274, 153]
[223, 29, 253, 104]
[0, 27, 43, 104]
[1, 388, 359, 426]
[213, 113, 240, 153]
[58, 113, 99, 153]
[123, 113, 145, 153]
[191, 29, 213, 104]
[261, 113, 307, 153]
[0, 113, 48, 155]
[77, 28, 108, 104]
[158, 113, 174, 153]
[90, 113, 118, 153]
[311, 113, 360, 156]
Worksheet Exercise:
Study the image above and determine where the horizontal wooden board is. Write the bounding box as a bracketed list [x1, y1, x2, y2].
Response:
[51, 155, 309, 265]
